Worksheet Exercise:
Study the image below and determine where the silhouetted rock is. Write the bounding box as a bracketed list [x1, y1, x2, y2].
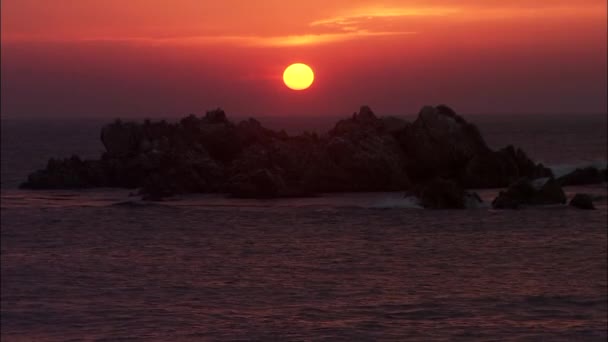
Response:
[397, 105, 488, 181]
[20, 155, 107, 189]
[380, 116, 410, 134]
[235, 118, 275, 147]
[203, 108, 229, 124]
[492, 178, 566, 209]
[139, 147, 225, 197]
[395, 105, 551, 188]
[329, 105, 383, 137]
[227, 168, 286, 198]
[557, 167, 604, 186]
[462, 146, 552, 189]
[569, 193, 595, 210]
[101, 120, 144, 157]
[21, 105, 559, 200]
[320, 106, 410, 191]
[140, 173, 175, 201]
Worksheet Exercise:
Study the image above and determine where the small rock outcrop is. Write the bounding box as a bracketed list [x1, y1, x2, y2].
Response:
[557, 167, 605, 186]
[569, 193, 595, 210]
[21, 155, 107, 189]
[492, 178, 567, 209]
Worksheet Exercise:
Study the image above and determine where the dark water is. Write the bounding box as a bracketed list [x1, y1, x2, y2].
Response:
[1, 114, 607, 341]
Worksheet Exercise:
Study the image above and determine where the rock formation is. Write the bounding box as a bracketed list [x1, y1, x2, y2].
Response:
[557, 167, 605, 186]
[21, 105, 554, 201]
[569, 193, 595, 210]
[492, 178, 566, 209]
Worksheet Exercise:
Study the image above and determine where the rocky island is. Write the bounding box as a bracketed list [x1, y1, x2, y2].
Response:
[21, 105, 606, 208]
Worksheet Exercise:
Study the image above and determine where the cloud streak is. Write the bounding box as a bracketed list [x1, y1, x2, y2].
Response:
[310, 6, 460, 28]
[2, 30, 416, 48]
[312, 3, 606, 29]
[2, 2, 604, 48]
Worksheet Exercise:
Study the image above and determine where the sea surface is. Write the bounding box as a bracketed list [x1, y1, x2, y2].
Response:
[1, 113, 607, 341]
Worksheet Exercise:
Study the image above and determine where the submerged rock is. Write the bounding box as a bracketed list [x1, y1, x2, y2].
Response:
[492, 178, 566, 209]
[569, 193, 595, 210]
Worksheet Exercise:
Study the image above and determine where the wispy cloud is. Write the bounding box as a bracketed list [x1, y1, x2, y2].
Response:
[2, 30, 415, 48]
[110, 31, 414, 47]
[4, 3, 602, 48]
[231, 30, 414, 47]
[309, 4, 605, 31]
[310, 6, 460, 28]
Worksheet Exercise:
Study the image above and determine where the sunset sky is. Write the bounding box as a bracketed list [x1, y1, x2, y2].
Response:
[1, 0, 606, 118]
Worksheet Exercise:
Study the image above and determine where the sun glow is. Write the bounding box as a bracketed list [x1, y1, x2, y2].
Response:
[283, 63, 314, 90]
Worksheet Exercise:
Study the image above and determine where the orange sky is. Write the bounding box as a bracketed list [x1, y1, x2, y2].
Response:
[1, 0, 607, 117]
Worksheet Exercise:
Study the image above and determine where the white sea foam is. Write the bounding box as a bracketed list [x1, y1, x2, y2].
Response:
[531, 177, 550, 190]
[368, 196, 423, 209]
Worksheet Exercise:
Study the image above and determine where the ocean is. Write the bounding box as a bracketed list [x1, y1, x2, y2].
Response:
[1, 113, 607, 341]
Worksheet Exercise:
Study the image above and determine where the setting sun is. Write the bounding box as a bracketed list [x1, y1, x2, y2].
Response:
[283, 63, 314, 90]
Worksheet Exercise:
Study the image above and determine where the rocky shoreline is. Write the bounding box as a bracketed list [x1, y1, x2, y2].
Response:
[21, 105, 606, 209]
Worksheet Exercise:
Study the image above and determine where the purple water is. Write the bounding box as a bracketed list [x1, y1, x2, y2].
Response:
[1, 114, 607, 341]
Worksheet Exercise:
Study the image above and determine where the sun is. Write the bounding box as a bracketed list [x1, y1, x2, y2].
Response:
[283, 63, 314, 90]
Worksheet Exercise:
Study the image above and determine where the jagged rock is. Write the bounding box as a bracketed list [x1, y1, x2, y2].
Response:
[101, 120, 144, 157]
[229, 144, 273, 177]
[500, 145, 553, 180]
[492, 178, 566, 209]
[22, 105, 559, 201]
[381, 116, 410, 134]
[557, 167, 604, 186]
[235, 118, 276, 147]
[137, 148, 225, 197]
[20, 155, 107, 189]
[394, 105, 551, 188]
[397, 105, 488, 182]
[462, 151, 519, 189]
[140, 173, 175, 201]
[318, 106, 410, 191]
[329, 106, 384, 137]
[569, 193, 595, 210]
[227, 168, 286, 198]
[203, 108, 229, 124]
[179, 109, 242, 163]
[462, 146, 553, 189]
